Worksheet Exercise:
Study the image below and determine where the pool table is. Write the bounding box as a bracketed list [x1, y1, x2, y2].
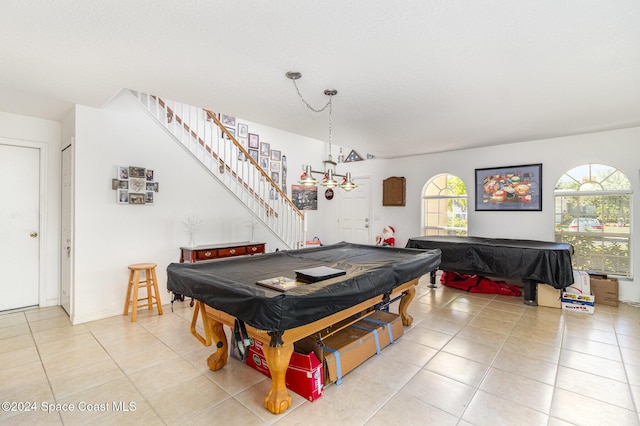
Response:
[406, 236, 574, 305]
[167, 242, 441, 414]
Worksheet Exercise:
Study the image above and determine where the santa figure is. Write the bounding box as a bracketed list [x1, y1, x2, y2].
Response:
[376, 226, 395, 247]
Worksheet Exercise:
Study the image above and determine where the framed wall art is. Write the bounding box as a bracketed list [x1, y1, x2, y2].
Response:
[260, 142, 270, 156]
[475, 163, 542, 211]
[237, 122, 249, 138]
[114, 165, 159, 205]
[248, 133, 259, 149]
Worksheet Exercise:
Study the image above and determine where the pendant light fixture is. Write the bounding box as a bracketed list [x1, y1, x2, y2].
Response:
[286, 71, 356, 191]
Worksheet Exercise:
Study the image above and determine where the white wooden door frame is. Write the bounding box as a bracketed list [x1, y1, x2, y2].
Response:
[61, 140, 73, 316]
[0, 137, 49, 308]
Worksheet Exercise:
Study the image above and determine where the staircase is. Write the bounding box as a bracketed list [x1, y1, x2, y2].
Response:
[129, 90, 305, 249]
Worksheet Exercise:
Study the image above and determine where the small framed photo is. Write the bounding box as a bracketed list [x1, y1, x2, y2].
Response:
[129, 193, 146, 205]
[111, 179, 119, 190]
[223, 127, 235, 140]
[260, 156, 269, 169]
[248, 133, 259, 149]
[117, 189, 129, 204]
[118, 166, 129, 180]
[237, 123, 249, 138]
[220, 114, 236, 127]
[146, 182, 155, 191]
[270, 150, 281, 162]
[248, 149, 259, 163]
[145, 191, 155, 204]
[146, 169, 154, 181]
[129, 166, 145, 178]
[118, 180, 128, 189]
[270, 161, 280, 172]
[271, 171, 279, 184]
[260, 142, 270, 156]
[237, 139, 248, 161]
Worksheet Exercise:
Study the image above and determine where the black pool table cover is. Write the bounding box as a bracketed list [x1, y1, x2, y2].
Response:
[406, 236, 574, 289]
[167, 242, 441, 332]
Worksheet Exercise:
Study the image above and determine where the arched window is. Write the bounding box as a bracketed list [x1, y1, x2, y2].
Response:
[554, 163, 632, 277]
[422, 173, 468, 236]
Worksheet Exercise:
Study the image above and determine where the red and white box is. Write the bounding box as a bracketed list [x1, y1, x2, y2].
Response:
[245, 339, 323, 401]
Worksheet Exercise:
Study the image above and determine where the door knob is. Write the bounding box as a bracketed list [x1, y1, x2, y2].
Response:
[30, 231, 38, 238]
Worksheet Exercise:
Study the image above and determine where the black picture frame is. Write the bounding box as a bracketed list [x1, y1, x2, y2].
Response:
[475, 163, 542, 211]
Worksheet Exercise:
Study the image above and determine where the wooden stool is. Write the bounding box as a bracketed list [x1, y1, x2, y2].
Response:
[123, 263, 163, 322]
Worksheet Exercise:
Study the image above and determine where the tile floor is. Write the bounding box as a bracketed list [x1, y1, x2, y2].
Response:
[1, 276, 640, 425]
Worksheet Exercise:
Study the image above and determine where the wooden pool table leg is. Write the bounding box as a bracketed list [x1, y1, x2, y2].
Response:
[399, 286, 416, 326]
[262, 343, 293, 414]
[205, 319, 229, 371]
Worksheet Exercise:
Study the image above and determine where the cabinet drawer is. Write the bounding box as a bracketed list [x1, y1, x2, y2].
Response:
[218, 247, 247, 257]
[247, 244, 265, 254]
[196, 249, 218, 260]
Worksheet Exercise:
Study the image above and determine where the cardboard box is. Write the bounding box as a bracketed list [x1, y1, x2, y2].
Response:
[537, 284, 561, 308]
[295, 311, 404, 386]
[589, 276, 619, 307]
[561, 291, 595, 314]
[245, 339, 323, 401]
[320, 324, 378, 385]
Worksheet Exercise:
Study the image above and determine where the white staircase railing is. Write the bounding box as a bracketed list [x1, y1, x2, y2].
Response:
[129, 90, 305, 249]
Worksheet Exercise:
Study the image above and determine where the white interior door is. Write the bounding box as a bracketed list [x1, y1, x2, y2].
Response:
[0, 143, 40, 311]
[338, 176, 371, 244]
[60, 143, 73, 315]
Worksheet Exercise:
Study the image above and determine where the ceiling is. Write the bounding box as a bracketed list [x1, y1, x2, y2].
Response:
[1, 1, 639, 158]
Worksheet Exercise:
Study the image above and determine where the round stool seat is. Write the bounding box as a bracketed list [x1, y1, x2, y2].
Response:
[128, 262, 157, 270]
[123, 262, 162, 322]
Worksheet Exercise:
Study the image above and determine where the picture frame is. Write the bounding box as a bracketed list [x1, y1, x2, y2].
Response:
[237, 122, 248, 138]
[291, 184, 318, 211]
[270, 149, 281, 162]
[128, 166, 146, 178]
[145, 169, 154, 181]
[248, 148, 259, 163]
[223, 127, 235, 140]
[260, 156, 269, 169]
[129, 193, 146, 205]
[220, 114, 236, 127]
[475, 163, 542, 211]
[118, 166, 129, 180]
[248, 133, 259, 149]
[117, 189, 129, 204]
[260, 142, 270, 156]
[270, 161, 280, 172]
[237, 139, 248, 161]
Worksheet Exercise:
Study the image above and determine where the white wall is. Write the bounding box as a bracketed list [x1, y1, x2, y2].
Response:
[71, 92, 331, 323]
[331, 127, 640, 303]
[5, 94, 638, 321]
[0, 111, 62, 307]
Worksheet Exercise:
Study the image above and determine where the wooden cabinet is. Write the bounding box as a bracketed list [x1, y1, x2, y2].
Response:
[180, 242, 265, 263]
[382, 176, 406, 206]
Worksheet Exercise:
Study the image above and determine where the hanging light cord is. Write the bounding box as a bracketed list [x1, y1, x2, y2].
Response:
[289, 78, 335, 162]
[290, 78, 332, 113]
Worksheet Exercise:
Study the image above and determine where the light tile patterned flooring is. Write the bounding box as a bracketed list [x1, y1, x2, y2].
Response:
[1, 276, 640, 425]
